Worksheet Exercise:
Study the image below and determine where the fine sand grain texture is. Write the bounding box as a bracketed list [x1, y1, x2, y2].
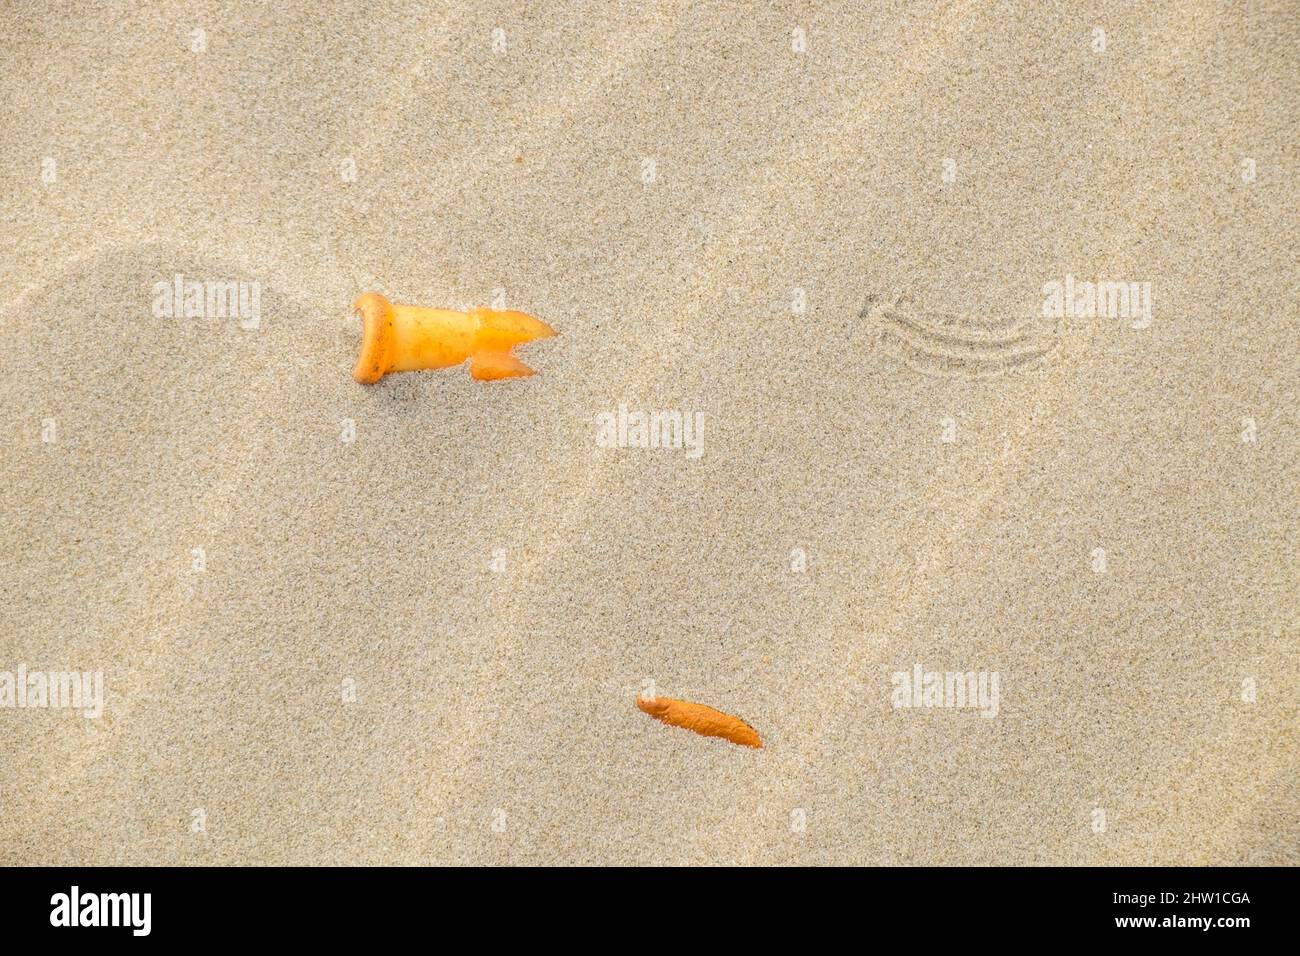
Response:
[1, 1, 1296, 865]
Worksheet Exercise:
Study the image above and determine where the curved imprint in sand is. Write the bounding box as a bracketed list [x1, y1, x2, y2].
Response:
[863, 295, 1064, 380]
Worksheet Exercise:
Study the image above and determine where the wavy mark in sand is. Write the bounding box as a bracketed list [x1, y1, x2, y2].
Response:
[862, 294, 1063, 379]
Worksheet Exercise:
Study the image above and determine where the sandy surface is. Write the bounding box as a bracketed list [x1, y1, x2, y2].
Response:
[1, 1, 1296, 865]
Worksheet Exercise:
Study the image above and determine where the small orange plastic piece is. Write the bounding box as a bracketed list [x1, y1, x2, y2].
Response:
[353, 292, 557, 384]
[637, 693, 763, 749]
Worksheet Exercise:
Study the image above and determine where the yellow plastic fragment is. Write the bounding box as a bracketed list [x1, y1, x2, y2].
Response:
[637, 693, 763, 749]
[353, 292, 557, 384]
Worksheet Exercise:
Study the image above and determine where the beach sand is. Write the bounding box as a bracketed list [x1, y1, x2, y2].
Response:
[1, 1, 1295, 865]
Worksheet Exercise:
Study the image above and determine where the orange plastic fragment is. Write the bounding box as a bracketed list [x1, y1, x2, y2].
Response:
[353, 292, 557, 384]
[637, 693, 763, 749]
